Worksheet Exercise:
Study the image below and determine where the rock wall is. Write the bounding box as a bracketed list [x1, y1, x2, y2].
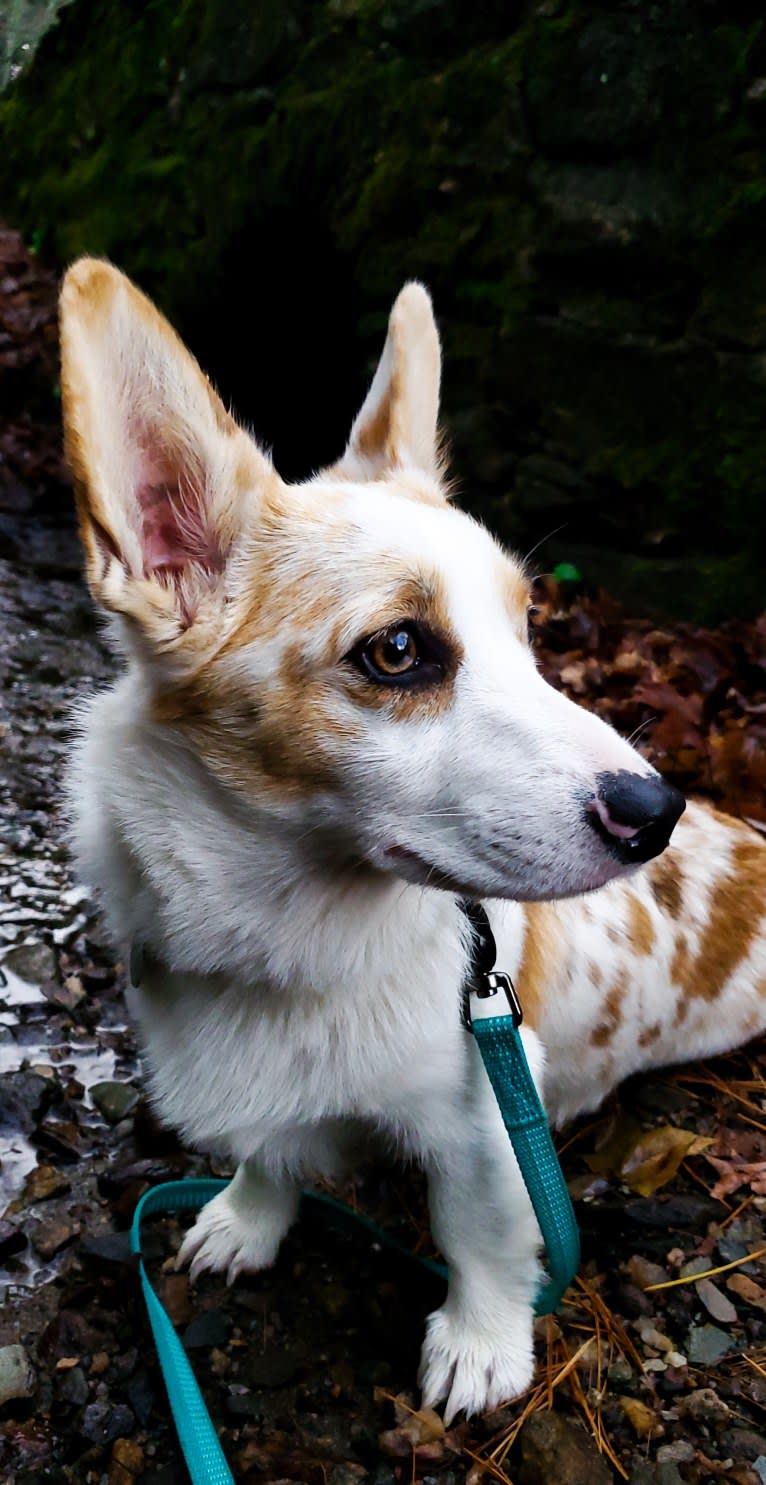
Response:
[2, 0, 766, 619]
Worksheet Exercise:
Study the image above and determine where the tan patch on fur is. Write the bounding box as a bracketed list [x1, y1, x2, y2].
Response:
[627, 894, 655, 954]
[677, 835, 766, 1002]
[648, 853, 683, 919]
[515, 904, 566, 1030]
[638, 1022, 662, 1048]
[589, 973, 628, 1047]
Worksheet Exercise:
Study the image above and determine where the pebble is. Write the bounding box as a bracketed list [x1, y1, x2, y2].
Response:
[183, 1310, 231, 1350]
[684, 1387, 731, 1422]
[0, 1219, 26, 1259]
[80, 1401, 136, 1445]
[90, 1080, 139, 1124]
[1, 939, 57, 984]
[516, 1410, 613, 1485]
[686, 1324, 733, 1364]
[20, 1163, 70, 1204]
[0, 1344, 36, 1405]
[696, 1277, 738, 1325]
[108, 1438, 145, 1485]
[32, 1211, 81, 1258]
[657, 1441, 695, 1464]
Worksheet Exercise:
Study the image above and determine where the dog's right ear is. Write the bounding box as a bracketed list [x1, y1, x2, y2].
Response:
[332, 281, 445, 484]
[60, 258, 274, 660]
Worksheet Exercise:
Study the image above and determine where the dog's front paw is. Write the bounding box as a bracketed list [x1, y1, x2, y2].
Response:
[418, 1301, 535, 1422]
[176, 1184, 291, 1285]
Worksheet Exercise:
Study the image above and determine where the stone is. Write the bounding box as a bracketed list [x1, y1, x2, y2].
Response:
[2, 940, 57, 984]
[55, 1364, 89, 1406]
[0, 1344, 35, 1405]
[0, 1220, 26, 1259]
[80, 1402, 136, 1445]
[684, 1388, 731, 1423]
[108, 1438, 145, 1485]
[687, 1324, 733, 1365]
[516, 1411, 613, 1485]
[20, 1163, 70, 1204]
[31, 1210, 80, 1258]
[657, 1441, 694, 1465]
[183, 1310, 231, 1350]
[90, 1081, 139, 1124]
[723, 1428, 766, 1461]
[0, 1070, 53, 1134]
[695, 1277, 738, 1325]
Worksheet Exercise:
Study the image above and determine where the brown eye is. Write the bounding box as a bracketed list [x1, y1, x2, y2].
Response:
[347, 621, 446, 688]
[367, 626, 419, 677]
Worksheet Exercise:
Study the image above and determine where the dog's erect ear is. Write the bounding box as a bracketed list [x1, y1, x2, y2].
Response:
[334, 281, 444, 482]
[60, 258, 273, 655]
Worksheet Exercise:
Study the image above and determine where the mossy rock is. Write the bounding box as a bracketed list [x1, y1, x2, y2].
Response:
[2, 0, 766, 619]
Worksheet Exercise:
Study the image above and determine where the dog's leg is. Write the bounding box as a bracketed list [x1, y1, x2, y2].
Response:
[176, 1159, 300, 1285]
[416, 1032, 543, 1421]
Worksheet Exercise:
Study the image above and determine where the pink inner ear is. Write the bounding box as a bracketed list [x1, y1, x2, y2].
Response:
[135, 446, 222, 579]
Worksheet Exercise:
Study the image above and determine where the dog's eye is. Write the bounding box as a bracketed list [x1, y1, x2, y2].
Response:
[527, 606, 540, 644]
[348, 622, 445, 688]
[367, 626, 419, 677]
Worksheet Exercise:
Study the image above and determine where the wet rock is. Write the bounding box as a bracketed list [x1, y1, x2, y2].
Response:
[0, 1344, 35, 1405]
[0, 1220, 26, 1259]
[90, 1081, 139, 1125]
[109, 1438, 145, 1485]
[516, 1411, 612, 1485]
[80, 1401, 135, 1445]
[687, 1324, 733, 1364]
[183, 1310, 231, 1350]
[31, 1210, 80, 1258]
[55, 1363, 89, 1406]
[2, 940, 57, 984]
[696, 1277, 738, 1325]
[0, 1070, 53, 1133]
[80, 1231, 133, 1266]
[19, 1163, 70, 1204]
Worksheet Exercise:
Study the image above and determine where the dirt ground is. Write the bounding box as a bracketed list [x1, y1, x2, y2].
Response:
[1, 228, 766, 1485]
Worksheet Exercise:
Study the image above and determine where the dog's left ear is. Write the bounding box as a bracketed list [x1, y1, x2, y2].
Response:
[333, 282, 444, 482]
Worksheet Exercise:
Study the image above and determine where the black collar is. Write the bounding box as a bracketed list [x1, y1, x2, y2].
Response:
[459, 899, 522, 1031]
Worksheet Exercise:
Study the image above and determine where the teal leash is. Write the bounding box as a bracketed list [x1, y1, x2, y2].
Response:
[129, 904, 579, 1484]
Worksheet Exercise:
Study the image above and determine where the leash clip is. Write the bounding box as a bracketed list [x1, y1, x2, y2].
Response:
[474, 970, 523, 1027]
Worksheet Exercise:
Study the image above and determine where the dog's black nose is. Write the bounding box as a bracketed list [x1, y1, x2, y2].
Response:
[589, 771, 685, 864]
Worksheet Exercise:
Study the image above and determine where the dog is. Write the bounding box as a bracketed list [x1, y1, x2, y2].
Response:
[59, 260, 766, 1420]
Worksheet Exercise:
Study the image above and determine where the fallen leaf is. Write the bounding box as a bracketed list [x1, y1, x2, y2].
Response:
[620, 1397, 662, 1439]
[621, 1127, 712, 1197]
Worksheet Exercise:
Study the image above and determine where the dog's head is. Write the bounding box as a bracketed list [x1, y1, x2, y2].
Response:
[60, 260, 683, 901]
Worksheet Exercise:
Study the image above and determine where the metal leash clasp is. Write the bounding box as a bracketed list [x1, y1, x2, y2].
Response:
[459, 899, 523, 1032]
[474, 969, 523, 1026]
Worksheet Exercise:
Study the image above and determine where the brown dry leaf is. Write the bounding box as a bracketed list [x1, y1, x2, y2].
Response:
[705, 1156, 766, 1200]
[620, 1397, 661, 1439]
[621, 1125, 711, 1196]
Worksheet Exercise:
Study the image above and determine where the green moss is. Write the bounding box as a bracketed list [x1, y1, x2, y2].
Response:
[2, 0, 766, 620]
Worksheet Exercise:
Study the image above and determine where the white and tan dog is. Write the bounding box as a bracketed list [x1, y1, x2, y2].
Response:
[60, 261, 766, 1420]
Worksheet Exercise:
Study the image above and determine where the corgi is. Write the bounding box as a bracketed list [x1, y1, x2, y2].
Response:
[59, 260, 766, 1421]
